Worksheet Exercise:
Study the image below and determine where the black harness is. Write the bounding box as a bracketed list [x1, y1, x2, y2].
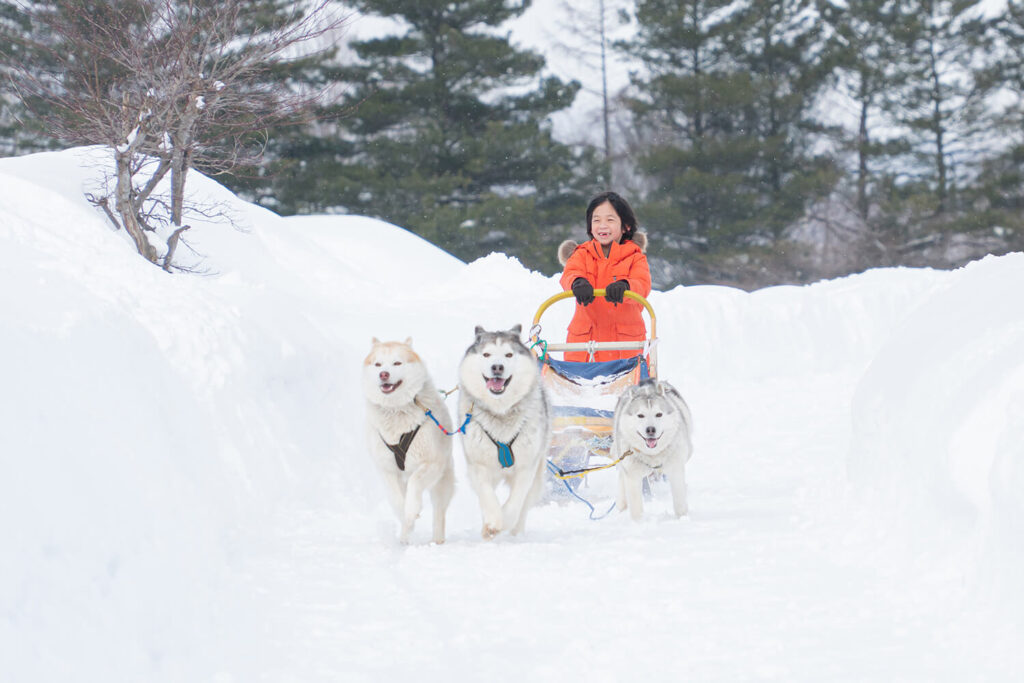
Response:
[380, 424, 422, 471]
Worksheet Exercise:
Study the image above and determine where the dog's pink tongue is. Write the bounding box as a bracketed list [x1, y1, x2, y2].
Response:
[486, 377, 506, 392]
[645, 437, 659, 449]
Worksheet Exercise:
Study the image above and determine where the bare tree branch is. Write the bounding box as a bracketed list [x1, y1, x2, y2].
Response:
[9, 0, 352, 269]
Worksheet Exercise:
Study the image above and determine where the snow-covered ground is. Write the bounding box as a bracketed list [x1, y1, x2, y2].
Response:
[2, 147, 1023, 682]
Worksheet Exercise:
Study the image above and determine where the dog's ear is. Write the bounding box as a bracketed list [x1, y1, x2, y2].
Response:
[618, 383, 640, 407]
[657, 379, 681, 399]
[509, 323, 522, 337]
[664, 383, 684, 407]
[404, 337, 412, 346]
[652, 381, 675, 411]
[371, 336, 381, 345]
[474, 325, 485, 336]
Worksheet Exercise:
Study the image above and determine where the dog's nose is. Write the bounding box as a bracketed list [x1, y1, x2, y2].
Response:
[645, 425, 657, 437]
[490, 363, 504, 376]
[379, 370, 390, 382]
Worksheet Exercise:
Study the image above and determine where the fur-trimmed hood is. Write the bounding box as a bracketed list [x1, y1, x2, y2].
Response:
[558, 232, 647, 266]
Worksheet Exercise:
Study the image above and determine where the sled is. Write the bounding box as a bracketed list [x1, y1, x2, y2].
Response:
[528, 289, 658, 516]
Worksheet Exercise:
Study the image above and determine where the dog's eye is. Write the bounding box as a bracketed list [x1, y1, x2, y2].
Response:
[374, 362, 382, 367]
[393, 361, 402, 366]
[637, 413, 645, 419]
[483, 352, 490, 358]
[656, 412, 663, 418]
[505, 352, 513, 358]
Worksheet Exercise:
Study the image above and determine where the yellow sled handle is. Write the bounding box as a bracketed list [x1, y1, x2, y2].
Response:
[531, 289, 657, 340]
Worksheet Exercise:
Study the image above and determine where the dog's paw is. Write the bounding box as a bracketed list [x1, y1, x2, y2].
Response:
[481, 524, 501, 540]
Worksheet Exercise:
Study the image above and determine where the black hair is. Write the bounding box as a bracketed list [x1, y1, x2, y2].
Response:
[585, 191, 638, 242]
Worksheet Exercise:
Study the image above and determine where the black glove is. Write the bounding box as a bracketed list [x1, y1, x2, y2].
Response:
[605, 279, 629, 305]
[571, 278, 595, 306]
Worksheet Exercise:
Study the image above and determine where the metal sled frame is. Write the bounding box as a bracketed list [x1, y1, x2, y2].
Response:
[529, 289, 658, 378]
[529, 290, 659, 517]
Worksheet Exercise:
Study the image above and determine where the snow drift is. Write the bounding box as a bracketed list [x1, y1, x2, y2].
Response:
[1, 148, 1021, 682]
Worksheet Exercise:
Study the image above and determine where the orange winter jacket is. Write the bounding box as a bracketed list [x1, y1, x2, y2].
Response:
[559, 238, 652, 362]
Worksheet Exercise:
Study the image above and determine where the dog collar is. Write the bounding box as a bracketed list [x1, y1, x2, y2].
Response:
[628, 449, 663, 470]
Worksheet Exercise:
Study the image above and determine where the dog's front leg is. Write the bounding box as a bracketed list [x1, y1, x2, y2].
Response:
[401, 463, 444, 544]
[665, 459, 688, 518]
[429, 466, 455, 545]
[622, 465, 645, 521]
[381, 471, 407, 523]
[466, 463, 503, 540]
[504, 459, 543, 535]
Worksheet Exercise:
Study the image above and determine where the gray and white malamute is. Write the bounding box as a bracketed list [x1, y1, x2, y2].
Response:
[613, 378, 694, 520]
[362, 337, 456, 544]
[458, 324, 551, 540]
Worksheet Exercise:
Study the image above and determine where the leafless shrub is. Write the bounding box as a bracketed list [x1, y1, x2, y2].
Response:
[8, 0, 350, 269]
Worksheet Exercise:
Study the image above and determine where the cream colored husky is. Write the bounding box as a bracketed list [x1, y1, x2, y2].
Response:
[362, 338, 455, 544]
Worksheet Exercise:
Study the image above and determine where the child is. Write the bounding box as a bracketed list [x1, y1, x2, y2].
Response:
[558, 191, 651, 362]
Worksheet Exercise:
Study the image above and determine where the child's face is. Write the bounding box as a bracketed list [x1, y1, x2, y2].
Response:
[590, 201, 624, 246]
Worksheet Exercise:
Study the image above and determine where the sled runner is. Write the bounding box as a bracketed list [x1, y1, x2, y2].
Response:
[529, 289, 658, 516]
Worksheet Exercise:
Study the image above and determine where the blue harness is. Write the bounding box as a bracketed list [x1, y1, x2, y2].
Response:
[480, 427, 518, 468]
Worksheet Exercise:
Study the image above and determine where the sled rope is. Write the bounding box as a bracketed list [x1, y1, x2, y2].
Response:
[546, 450, 632, 480]
[414, 397, 471, 436]
[423, 408, 471, 436]
[546, 460, 616, 520]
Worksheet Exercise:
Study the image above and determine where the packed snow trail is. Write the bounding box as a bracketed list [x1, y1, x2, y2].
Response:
[230, 372, 1019, 682]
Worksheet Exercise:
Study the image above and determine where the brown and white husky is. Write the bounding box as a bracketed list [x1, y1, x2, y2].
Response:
[362, 338, 455, 544]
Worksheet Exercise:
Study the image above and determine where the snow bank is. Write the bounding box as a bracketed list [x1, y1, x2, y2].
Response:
[1, 147, 1021, 681]
[655, 265, 953, 384]
[848, 254, 1024, 587]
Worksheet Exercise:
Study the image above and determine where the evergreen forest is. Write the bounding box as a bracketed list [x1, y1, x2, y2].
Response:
[3, 0, 1024, 289]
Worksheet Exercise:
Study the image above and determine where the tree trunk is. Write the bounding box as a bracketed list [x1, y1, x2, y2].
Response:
[857, 88, 870, 221]
[171, 103, 201, 226]
[928, 37, 947, 212]
[114, 150, 157, 263]
[163, 225, 191, 271]
[599, 0, 611, 184]
[170, 149, 190, 227]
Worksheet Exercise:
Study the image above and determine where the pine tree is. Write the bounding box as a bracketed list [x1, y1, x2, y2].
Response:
[725, 0, 838, 240]
[0, 0, 64, 155]
[818, 0, 909, 221]
[969, 0, 1024, 248]
[621, 0, 741, 249]
[883, 0, 994, 214]
[213, 0, 351, 215]
[622, 0, 837, 283]
[328, 0, 590, 269]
